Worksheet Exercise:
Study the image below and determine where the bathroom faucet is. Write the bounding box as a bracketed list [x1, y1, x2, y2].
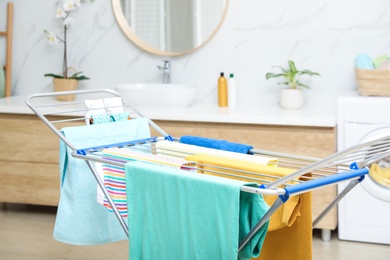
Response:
[157, 60, 171, 84]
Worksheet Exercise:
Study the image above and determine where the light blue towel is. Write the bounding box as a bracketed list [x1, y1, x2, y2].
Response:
[54, 118, 151, 245]
[125, 161, 270, 260]
[180, 135, 254, 154]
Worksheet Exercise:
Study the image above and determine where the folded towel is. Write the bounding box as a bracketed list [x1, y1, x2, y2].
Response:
[125, 161, 270, 260]
[84, 99, 106, 125]
[180, 135, 253, 154]
[185, 154, 302, 231]
[378, 60, 390, 70]
[156, 140, 277, 165]
[373, 54, 389, 69]
[53, 118, 151, 245]
[354, 54, 374, 69]
[91, 112, 131, 125]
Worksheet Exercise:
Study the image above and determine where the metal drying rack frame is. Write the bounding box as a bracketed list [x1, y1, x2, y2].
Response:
[25, 89, 390, 252]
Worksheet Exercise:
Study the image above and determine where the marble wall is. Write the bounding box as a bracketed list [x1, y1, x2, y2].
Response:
[1, 0, 390, 107]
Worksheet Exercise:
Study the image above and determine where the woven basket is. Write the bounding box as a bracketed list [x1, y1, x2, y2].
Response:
[53, 78, 78, 101]
[355, 68, 390, 96]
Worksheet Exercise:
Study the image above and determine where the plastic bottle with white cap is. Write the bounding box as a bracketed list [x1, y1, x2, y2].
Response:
[228, 73, 236, 107]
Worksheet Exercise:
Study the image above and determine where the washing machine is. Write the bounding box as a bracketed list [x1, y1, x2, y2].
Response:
[338, 91, 390, 244]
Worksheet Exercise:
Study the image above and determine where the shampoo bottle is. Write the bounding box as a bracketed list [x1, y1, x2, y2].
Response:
[228, 73, 236, 107]
[218, 72, 228, 107]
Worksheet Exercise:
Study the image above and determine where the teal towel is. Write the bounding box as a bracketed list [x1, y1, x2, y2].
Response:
[54, 118, 151, 245]
[125, 161, 270, 260]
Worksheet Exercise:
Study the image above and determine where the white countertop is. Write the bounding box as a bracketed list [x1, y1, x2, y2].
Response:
[0, 95, 336, 127]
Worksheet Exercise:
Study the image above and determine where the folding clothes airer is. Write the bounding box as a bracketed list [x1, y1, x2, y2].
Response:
[25, 89, 390, 257]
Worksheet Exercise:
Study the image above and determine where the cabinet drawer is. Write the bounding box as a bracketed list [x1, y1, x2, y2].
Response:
[0, 161, 60, 206]
[0, 114, 78, 163]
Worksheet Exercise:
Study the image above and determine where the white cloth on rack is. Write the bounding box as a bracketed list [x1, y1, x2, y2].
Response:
[95, 163, 105, 206]
[156, 140, 278, 166]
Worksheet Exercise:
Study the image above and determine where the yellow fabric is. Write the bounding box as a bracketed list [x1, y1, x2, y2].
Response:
[185, 154, 302, 231]
[263, 193, 302, 231]
[255, 192, 312, 260]
[369, 163, 390, 188]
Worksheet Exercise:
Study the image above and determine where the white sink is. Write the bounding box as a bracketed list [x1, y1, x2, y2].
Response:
[115, 83, 197, 107]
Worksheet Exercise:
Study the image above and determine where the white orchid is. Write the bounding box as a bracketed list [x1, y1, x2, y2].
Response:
[55, 8, 67, 19]
[63, 17, 74, 27]
[62, 0, 79, 12]
[44, 30, 61, 44]
[44, 0, 93, 81]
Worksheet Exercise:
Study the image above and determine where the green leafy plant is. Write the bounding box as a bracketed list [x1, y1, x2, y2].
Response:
[265, 60, 320, 89]
[44, 71, 89, 80]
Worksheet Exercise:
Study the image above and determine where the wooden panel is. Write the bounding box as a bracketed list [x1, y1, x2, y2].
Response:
[153, 120, 337, 229]
[0, 114, 79, 206]
[0, 161, 59, 206]
[0, 114, 78, 163]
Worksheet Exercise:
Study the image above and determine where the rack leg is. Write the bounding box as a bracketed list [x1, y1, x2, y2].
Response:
[0, 203, 6, 210]
[321, 229, 332, 242]
[312, 179, 360, 228]
[85, 160, 129, 237]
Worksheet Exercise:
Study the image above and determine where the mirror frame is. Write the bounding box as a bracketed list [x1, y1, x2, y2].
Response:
[112, 0, 230, 56]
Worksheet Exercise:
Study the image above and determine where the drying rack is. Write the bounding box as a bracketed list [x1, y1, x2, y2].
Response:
[25, 89, 390, 254]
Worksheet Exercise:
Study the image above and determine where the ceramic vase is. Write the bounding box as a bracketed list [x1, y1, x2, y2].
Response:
[279, 89, 304, 109]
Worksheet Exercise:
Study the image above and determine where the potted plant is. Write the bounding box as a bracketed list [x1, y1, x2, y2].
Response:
[44, 0, 93, 101]
[265, 60, 320, 109]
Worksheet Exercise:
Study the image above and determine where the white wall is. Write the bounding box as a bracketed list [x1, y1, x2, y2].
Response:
[1, 0, 390, 107]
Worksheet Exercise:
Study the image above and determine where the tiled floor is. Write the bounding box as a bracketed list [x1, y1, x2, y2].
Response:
[1, 203, 389, 260]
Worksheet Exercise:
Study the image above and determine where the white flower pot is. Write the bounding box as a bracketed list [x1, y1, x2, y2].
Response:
[279, 89, 304, 109]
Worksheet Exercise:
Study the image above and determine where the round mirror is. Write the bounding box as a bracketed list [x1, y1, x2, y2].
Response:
[112, 0, 229, 56]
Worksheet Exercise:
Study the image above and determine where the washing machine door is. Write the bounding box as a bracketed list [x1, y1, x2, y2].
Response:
[356, 127, 390, 201]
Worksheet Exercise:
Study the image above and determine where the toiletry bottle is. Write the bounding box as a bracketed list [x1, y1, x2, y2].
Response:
[228, 73, 236, 107]
[218, 72, 228, 107]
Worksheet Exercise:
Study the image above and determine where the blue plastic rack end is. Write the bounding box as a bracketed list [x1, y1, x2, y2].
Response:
[76, 137, 159, 155]
[164, 135, 174, 141]
[259, 184, 290, 203]
[350, 162, 359, 170]
[283, 167, 369, 196]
